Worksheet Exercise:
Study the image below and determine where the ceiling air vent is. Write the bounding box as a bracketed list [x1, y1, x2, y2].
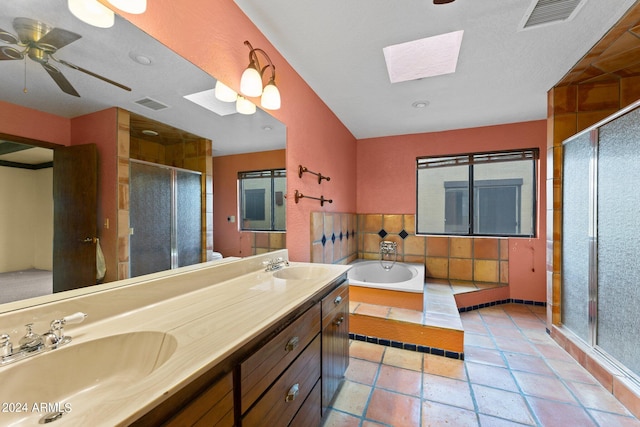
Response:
[521, 0, 587, 29]
[134, 97, 169, 111]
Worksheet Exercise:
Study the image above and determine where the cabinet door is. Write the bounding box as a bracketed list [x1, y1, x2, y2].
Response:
[321, 284, 349, 414]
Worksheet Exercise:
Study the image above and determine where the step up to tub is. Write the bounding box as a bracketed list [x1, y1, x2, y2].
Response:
[349, 283, 464, 359]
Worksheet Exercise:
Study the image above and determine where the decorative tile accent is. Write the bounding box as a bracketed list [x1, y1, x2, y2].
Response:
[310, 212, 358, 264]
[348, 333, 464, 360]
[378, 229, 388, 238]
[321, 235, 327, 246]
[458, 299, 546, 313]
[399, 229, 409, 239]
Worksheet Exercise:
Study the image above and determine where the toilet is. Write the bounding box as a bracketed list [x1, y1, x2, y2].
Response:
[211, 251, 223, 260]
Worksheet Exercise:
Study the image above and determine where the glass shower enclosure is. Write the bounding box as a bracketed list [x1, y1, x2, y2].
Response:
[129, 160, 202, 277]
[561, 101, 640, 382]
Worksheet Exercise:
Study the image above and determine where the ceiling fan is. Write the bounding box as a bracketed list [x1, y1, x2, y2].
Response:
[0, 17, 131, 97]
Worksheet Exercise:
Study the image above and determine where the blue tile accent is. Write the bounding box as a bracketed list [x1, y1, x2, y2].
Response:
[331, 233, 336, 243]
[378, 229, 388, 238]
[399, 229, 409, 239]
[339, 232, 343, 241]
[321, 235, 326, 246]
[457, 298, 547, 313]
[350, 334, 463, 360]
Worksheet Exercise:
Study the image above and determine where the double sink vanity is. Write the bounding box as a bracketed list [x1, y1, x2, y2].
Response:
[0, 250, 350, 426]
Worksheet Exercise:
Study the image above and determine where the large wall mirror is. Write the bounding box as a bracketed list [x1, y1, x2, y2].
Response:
[0, 1, 286, 308]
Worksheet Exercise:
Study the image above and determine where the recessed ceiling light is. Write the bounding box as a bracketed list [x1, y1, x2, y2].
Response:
[383, 30, 464, 83]
[262, 125, 273, 131]
[129, 52, 152, 65]
[412, 101, 430, 109]
[142, 129, 159, 136]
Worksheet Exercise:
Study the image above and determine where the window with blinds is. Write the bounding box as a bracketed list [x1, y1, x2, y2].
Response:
[238, 169, 286, 231]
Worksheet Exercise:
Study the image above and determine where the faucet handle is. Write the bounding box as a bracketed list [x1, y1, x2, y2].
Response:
[18, 324, 42, 350]
[62, 312, 87, 325]
[0, 334, 12, 357]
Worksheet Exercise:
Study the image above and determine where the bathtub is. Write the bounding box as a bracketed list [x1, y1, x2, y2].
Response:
[347, 260, 425, 293]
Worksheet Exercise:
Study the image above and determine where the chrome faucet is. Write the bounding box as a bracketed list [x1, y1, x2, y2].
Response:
[0, 312, 87, 366]
[263, 256, 290, 272]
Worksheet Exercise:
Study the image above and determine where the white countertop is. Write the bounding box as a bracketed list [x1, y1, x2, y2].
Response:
[0, 251, 350, 426]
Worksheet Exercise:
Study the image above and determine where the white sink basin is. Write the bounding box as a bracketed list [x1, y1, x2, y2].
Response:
[272, 266, 332, 281]
[0, 331, 177, 425]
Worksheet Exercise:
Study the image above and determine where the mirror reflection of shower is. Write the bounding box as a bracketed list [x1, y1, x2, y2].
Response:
[379, 241, 397, 270]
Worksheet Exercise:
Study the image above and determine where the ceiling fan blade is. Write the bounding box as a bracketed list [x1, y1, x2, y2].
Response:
[0, 27, 19, 44]
[55, 58, 132, 92]
[36, 27, 81, 51]
[42, 62, 80, 97]
[0, 46, 23, 60]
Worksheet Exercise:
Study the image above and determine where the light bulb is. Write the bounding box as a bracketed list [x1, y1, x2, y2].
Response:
[68, 0, 115, 28]
[107, 0, 147, 14]
[240, 66, 263, 97]
[236, 96, 256, 115]
[215, 80, 238, 102]
[261, 81, 281, 110]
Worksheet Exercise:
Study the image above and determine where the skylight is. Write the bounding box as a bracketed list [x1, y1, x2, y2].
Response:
[184, 88, 237, 116]
[383, 30, 464, 83]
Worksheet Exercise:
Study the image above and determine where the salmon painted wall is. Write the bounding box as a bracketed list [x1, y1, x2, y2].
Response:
[356, 120, 547, 302]
[115, 0, 357, 262]
[213, 149, 285, 257]
[70, 108, 118, 283]
[0, 101, 70, 146]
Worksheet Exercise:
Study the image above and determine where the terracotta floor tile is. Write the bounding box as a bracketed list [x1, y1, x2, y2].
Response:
[487, 324, 525, 339]
[375, 364, 422, 396]
[423, 373, 475, 410]
[345, 357, 379, 386]
[331, 380, 372, 416]
[477, 413, 533, 427]
[382, 346, 423, 371]
[355, 303, 391, 318]
[526, 396, 597, 427]
[349, 340, 385, 363]
[461, 318, 490, 334]
[493, 336, 538, 355]
[422, 400, 480, 427]
[588, 409, 640, 427]
[472, 384, 535, 425]
[534, 342, 578, 362]
[361, 421, 387, 427]
[423, 353, 467, 380]
[322, 409, 361, 427]
[512, 371, 577, 403]
[466, 361, 519, 392]
[465, 332, 496, 349]
[566, 380, 633, 414]
[520, 328, 550, 343]
[388, 307, 423, 323]
[503, 352, 555, 376]
[365, 388, 421, 427]
[460, 310, 483, 323]
[464, 345, 507, 368]
[480, 314, 516, 328]
[545, 358, 598, 384]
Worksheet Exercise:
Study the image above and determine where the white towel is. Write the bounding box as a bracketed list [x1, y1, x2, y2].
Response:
[96, 238, 106, 282]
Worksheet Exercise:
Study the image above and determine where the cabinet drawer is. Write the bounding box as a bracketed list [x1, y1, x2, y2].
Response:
[322, 282, 348, 329]
[241, 303, 321, 413]
[164, 372, 233, 427]
[289, 378, 321, 427]
[242, 335, 321, 427]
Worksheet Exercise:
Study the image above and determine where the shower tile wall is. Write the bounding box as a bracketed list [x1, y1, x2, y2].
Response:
[310, 212, 507, 285]
[117, 109, 213, 280]
[310, 212, 358, 264]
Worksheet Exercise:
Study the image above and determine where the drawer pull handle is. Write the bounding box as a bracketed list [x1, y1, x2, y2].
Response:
[334, 316, 345, 326]
[285, 336, 299, 352]
[334, 296, 342, 305]
[285, 383, 299, 402]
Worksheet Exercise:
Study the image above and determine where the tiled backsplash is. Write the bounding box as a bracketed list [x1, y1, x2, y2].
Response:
[310, 212, 358, 265]
[311, 212, 508, 285]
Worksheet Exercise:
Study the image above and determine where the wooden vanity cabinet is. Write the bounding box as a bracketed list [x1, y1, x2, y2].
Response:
[320, 281, 349, 415]
[134, 276, 349, 427]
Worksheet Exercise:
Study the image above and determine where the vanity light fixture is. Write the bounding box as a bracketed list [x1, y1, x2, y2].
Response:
[236, 95, 256, 115]
[107, 0, 147, 14]
[240, 41, 281, 111]
[214, 80, 238, 103]
[67, 0, 115, 28]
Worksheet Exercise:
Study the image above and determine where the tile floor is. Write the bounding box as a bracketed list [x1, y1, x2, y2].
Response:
[323, 303, 640, 427]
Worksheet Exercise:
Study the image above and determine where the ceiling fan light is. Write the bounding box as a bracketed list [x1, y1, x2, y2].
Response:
[236, 96, 256, 115]
[68, 0, 115, 28]
[240, 65, 263, 97]
[215, 80, 238, 102]
[261, 81, 281, 110]
[107, 0, 147, 14]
